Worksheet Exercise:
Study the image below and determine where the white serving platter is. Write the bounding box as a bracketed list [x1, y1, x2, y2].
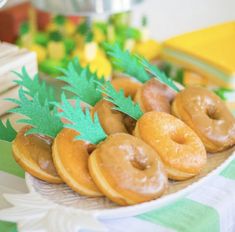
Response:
[0, 149, 234, 232]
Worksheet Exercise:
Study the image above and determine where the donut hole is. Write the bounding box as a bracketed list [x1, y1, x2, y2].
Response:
[130, 157, 147, 171]
[206, 107, 220, 120]
[171, 134, 186, 145]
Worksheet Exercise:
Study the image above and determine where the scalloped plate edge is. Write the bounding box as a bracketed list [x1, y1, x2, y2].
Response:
[24, 150, 235, 219]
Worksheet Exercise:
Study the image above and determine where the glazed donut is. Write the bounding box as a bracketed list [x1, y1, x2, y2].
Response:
[52, 128, 103, 197]
[111, 76, 142, 99]
[172, 87, 235, 153]
[92, 99, 136, 135]
[134, 112, 207, 180]
[12, 126, 62, 184]
[88, 133, 168, 205]
[135, 78, 176, 113]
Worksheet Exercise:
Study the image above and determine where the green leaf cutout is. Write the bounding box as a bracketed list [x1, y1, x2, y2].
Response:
[97, 81, 143, 120]
[0, 119, 17, 142]
[13, 67, 55, 106]
[104, 43, 150, 83]
[57, 58, 105, 106]
[137, 56, 180, 92]
[7, 89, 63, 138]
[56, 93, 107, 144]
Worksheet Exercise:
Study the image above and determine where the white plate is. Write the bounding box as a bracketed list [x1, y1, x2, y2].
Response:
[26, 150, 235, 219]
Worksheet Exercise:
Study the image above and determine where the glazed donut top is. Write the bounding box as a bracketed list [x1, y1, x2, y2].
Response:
[173, 87, 235, 148]
[134, 112, 207, 175]
[92, 133, 167, 196]
[135, 78, 176, 113]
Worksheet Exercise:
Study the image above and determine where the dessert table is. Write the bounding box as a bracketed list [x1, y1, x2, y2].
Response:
[1, 113, 235, 232]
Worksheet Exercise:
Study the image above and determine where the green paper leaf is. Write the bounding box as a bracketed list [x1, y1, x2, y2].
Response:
[56, 93, 107, 144]
[13, 67, 56, 106]
[105, 43, 150, 83]
[97, 81, 143, 120]
[137, 56, 180, 92]
[0, 120, 17, 142]
[7, 89, 63, 138]
[57, 58, 104, 106]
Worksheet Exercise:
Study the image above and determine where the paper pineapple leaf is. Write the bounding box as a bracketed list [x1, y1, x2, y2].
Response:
[55, 93, 107, 144]
[57, 58, 105, 106]
[13, 67, 55, 105]
[104, 43, 150, 83]
[97, 81, 143, 120]
[137, 56, 180, 92]
[7, 89, 63, 138]
[0, 119, 17, 142]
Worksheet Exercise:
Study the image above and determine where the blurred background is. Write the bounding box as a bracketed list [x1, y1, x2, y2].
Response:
[1, 0, 235, 118]
[133, 0, 235, 40]
[4, 0, 235, 40]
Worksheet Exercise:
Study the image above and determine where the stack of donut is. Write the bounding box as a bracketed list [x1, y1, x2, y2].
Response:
[12, 74, 235, 206]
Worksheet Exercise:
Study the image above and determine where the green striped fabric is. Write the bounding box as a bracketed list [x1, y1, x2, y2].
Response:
[138, 198, 219, 232]
[220, 159, 235, 180]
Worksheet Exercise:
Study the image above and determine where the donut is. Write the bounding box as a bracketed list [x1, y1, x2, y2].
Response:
[12, 126, 62, 184]
[134, 112, 207, 180]
[52, 128, 103, 197]
[135, 78, 176, 113]
[88, 133, 168, 205]
[92, 99, 136, 135]
[172, 87, 235, 153]
[111, 75, 142, 99]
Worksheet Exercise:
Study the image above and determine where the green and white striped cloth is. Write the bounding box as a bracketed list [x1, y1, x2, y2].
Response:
[1, 139, 235, 232]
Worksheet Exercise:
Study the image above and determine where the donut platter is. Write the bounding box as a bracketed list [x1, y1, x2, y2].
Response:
[1, 43, 235, 228]
[23, 147, 234, 218]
